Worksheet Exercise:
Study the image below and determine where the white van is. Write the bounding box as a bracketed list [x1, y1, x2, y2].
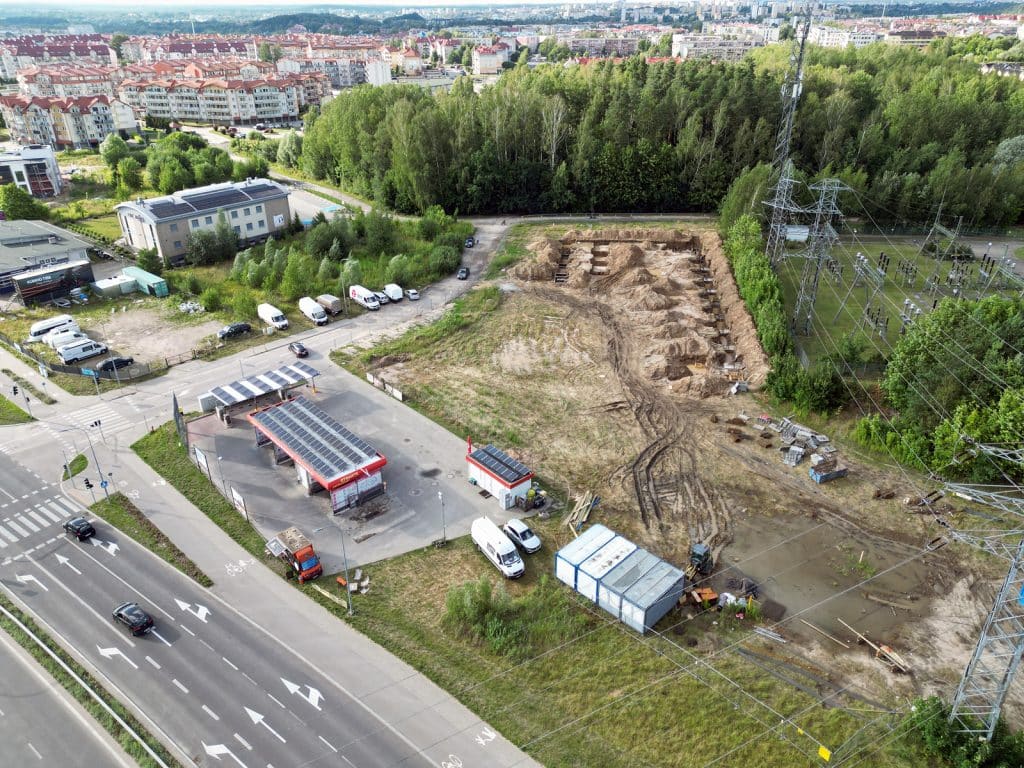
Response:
[45, 328, 86, 349]
[383, 283, 403, 302]
[471, 517, 525, 579]
[57, 339, 108, 364]
[349, 285, 380, 311]
[257, 303, 289, 330]
[28, 314, 76, 342]
[298, 297, 328, 326]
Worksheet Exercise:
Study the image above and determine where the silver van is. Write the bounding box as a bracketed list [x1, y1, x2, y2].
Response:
[28, 314, 76, 342]
[57, 339, 108, 364]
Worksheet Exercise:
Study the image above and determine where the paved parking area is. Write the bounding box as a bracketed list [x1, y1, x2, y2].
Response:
[187, 365, 527, 572]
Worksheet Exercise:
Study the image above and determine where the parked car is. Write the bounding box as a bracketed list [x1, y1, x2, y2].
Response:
[217, 322, 252, 340]
[404, 288, 420, 301]
[502, 519, 542, 553]
[457, 267, 470, 280]
[62, 516, 96, 541]
[464, 237, 475, 248]
[112, 602, 155, 636]
[98, 356, 134, 372]
[372, 290, 390, 305]
[288, 341, 308, 358]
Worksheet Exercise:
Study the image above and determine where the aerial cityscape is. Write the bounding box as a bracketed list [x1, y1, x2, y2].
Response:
[0, 0, 1023, 766]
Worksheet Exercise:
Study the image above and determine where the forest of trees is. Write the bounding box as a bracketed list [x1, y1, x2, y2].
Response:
[299, 42, 1024, 226]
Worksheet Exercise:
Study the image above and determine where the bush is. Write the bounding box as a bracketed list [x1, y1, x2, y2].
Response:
[199, 285, 223, 312]
[428, 245, 461, 276]
[910, 696, 1024, 768]
[231, 290, 258, 319]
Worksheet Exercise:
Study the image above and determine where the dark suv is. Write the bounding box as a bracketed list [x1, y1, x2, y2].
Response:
[217, 322, 252, 340]
[457, 266, 470, 280]
[112, 602, 155, 636]
[98, 356, 134, 372]
[63, 516, 96, 541]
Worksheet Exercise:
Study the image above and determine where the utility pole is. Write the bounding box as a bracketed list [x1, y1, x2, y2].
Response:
[791, 179, 845, 336]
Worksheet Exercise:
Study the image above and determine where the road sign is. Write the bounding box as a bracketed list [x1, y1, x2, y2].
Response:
[100, 479, 109, 489]
[38, 364, 48, 378]
[81, 368, 95, 377]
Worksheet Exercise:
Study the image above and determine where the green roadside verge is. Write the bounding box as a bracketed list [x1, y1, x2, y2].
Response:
[0, 591, 183, 768]
[90, 492, 213, 587]
[63, 453, 87, 479]
[0, 394, 32, 424]
[2, 368, 57, 404]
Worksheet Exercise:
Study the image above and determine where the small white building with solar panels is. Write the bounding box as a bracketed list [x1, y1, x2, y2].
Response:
[466, 441, 534, 510]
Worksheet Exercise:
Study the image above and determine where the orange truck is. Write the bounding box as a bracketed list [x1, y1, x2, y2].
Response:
[266, 527, 323, 583]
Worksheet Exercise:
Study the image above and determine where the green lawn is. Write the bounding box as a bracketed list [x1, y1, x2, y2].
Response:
[80, 213, 123, 241]
[0, 395, 32, 424]
[62, 453, 87, 479]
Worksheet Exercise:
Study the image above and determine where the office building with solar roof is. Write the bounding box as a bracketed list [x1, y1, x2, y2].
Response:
[115, 178, 290, 265]
[466, 440, 534, 510]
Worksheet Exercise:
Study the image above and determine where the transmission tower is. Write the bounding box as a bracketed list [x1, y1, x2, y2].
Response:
[764, 17, 811, 268]
[791, 179, 845, 336]
[943, 442, 1024, 739]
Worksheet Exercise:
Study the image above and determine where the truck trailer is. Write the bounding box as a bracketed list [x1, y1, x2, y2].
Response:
[266, 527, 323, 583]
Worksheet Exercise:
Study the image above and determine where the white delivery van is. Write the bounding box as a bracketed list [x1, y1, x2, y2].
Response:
[45, 328, 86, 349]
[28, 314, 76, 342]
[471, 517, 525, 579]
[298, 296, 328, 326]
[257, 303, 289, 330]
[349, 285, 380, 311]
[316, 294, 342, 315]
[57, 339, 108, 364]
[383, 283, 403, 302]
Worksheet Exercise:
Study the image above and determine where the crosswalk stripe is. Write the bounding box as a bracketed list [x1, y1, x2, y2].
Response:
[50, 498, 78, 516]
[15, 516, 38, 533]
[0, 527, 14, 543]
[0, 536, 7, 548]
[6, 519, 28, 537]
[36, 505, 62, 523]
[26, 510, 50, 528]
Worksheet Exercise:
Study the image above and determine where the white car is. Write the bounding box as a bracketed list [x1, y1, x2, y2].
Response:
[372, 291, 390, 305]
[502, 519, 541, 554]
[405, 288, 420, 301]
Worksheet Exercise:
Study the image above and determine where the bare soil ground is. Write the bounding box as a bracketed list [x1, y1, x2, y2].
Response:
[369, 225, 1014, 731]
[91, 305, 223, 364]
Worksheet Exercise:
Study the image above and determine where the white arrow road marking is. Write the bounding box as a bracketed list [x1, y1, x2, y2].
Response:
[15, 574, 48, 591]
[54, 554, 82, 575]
[97, 645, 138, 669]
[244, 707, 286, 743]
[202, 742, 248, 767]
[89, 538, 119, 556]
[174, 598, 211, 623]
[150, 630, 172, 647]
[281, 678, 323, 710]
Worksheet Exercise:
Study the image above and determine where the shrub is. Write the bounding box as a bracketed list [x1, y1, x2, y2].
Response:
[199, 285, 223, 312]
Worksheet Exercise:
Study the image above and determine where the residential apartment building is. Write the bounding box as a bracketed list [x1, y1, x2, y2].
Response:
[181, 59, 276, 80]
[121, 35, 257, 63]
[17, 64, 120, 98]
[807, 25, 881, 48]
[115, 178, 291, 265]
[118, 74, 328, 125]
[562, 37, 641, 56]
[472, 44, 511, 75]
[0, 145, 62, 198]
[0, 35, 116, 79]
[670, 33, 760, 61]
[0, 95, 138, 149]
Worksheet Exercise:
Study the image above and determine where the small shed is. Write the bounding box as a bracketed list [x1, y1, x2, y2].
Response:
[92, 274, 137, 298]
[597, 549, 661, 618]
[122, 265, 168, 297]
[575, 535, 637, 602]
[466, 441, 534, 510]
[619, 561, 686, 634]
[554, 524, 615, 590]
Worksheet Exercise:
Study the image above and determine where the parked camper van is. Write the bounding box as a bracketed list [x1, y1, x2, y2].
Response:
[316, 294, 342, 316]
[57, 339, 108, 364]
[28, 314, 76, 342]
[349, 285, 380, 311]
[383, 283, 403, 302]
[257, 303, 289, 330]
[471, 517, 525, 579]
[298, 297, 328, 326]
[45, 329, 86, 349]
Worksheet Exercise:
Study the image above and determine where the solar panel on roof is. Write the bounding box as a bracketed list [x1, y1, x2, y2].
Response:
[184, 189, 250, 211]
[263, 371, 289, 387]
[241, 184, 283, 200]
[149, 200, 196, 218]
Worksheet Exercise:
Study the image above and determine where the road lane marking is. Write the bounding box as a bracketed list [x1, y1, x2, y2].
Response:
[27, 742, 42, 760]
[151, 630, 172, 647]
[243, 672, 258, 686]
[0, 537, 7, 549]
[26, 510, 49, 528]
[15, 516, 39, 533]
[179, 625, 195, 637]
[342, 757, 355, 767]
[202, 705, 220, 721]
[6, 519, 28, 537]
[172, 679, 189, 694]
[0, 487, 14, 501]
[267, 693, 286, 709]
[200, 639, 214, 651]
[233, 733, 252, 750]
[145, 656, 161, 669]
[20, 493, 29, 500]
[222, 657, 239, 671]
[36, 505, 62, 523]
[0, 526, 16, 543]
[317, 735, 338, 753]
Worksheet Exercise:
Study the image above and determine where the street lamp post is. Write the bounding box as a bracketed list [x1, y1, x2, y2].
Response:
[314, 523, 354, 616]
[216, 455, 228, 497]
[437, 490, 447, 544]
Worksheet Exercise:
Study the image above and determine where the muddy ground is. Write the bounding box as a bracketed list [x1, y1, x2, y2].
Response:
[370, 225, 1017, 726]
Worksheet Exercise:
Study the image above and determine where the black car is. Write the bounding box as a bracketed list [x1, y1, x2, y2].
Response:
[98, 356, 134, 372]
[288, 341, 308, 358]
[457, 267, 470, 280]
[112, 602, 155, 636]
[63, 516, 96, 541]
[464, 237, 475, 248]
[217, 322, 252, 341]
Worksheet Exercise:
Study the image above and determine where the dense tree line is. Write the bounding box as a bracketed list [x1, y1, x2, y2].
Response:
[299, 43, 1024, 225]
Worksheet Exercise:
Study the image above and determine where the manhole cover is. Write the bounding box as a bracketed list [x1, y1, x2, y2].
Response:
[409, 489, 422, 497]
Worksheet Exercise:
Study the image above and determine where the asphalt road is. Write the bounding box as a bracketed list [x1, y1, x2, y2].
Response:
[0, 451, 437, 768]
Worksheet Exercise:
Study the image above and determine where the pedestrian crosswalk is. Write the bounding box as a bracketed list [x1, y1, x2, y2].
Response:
[62, 402, 135, 438]
[0, 495, 80, 549]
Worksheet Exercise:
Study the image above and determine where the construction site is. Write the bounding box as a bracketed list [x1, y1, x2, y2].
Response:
[352, 220, 1018, 765]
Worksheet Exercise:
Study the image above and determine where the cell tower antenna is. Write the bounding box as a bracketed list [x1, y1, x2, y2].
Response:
[764, 16, 812, 267]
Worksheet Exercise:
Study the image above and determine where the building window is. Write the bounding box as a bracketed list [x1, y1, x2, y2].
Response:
[258, 220, 265, 229]
[244, 207, 251, 216]
[174, 240, 182, 249]
[191, 219, 199, 228]
[205, 215, 213, 225]
[255, 205, 262, 213]
[233, 226, 241, 234]
[169, 222, 178, 232]
[246, 222, 253, 231]
[231, 210, 238, 219]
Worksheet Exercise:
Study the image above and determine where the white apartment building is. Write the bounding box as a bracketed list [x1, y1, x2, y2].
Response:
[0, 95, 137, 150]
[807, 25, 881, 48]
[0, 145, 62, 197]
[670, 34, 760, 60]
[0, 35, 116, 79]
[17, 64, 120, 98]
[472, 44, 511, 75]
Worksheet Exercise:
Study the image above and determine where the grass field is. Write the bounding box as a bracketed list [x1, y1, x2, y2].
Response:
[62, 453, 87, 479]
[80, 213, 123, 241]
[0, 395, 32, 424]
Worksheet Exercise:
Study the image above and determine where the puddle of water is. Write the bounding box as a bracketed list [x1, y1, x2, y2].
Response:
[420, 468, 442, 478]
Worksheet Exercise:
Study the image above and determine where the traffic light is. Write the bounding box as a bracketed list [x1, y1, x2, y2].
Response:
[12, 386, 17, 396]
[84, 478, 93, 489]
